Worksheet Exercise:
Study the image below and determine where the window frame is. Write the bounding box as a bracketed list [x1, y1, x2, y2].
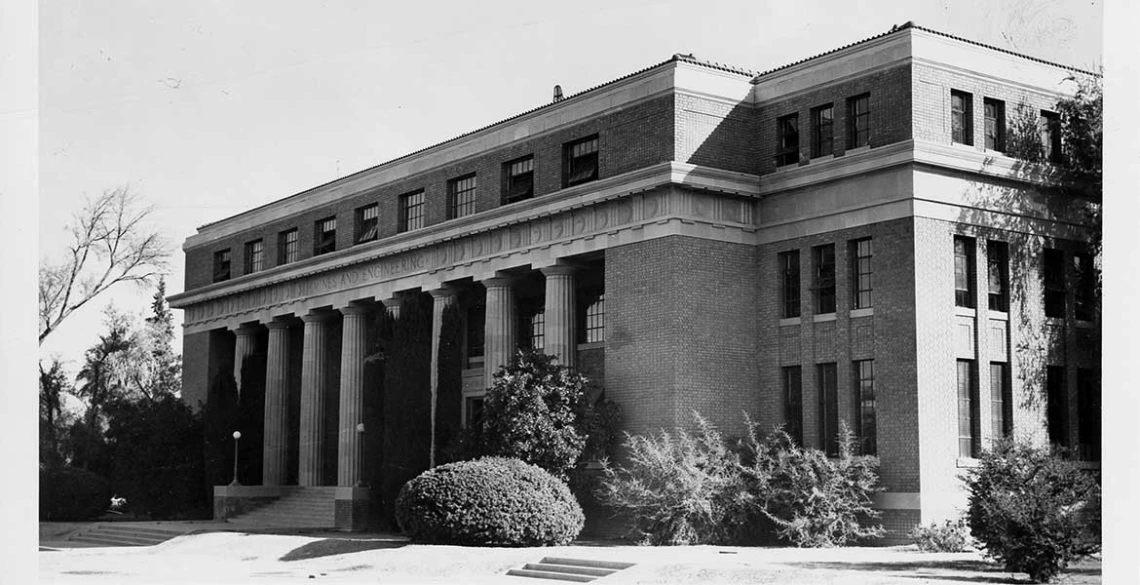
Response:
[951, 89, 973, 145]
[313, 216, 337, 256]
[983, 97, 1006, 151]
[213, 249, 231, 283]
[854, 359, 876, 456]
[778, 250, 801, 318]
[783, 366, 803, 446]
[850, 238, 873, 310]
[775, 112, 800, 167]
[584, 293, 605, 344]
[355, 203, 379, 244]
[502, 155, 535, 204]
[818, 362, 839, 457]
[957, 359, 979, 458]
[811, 103, 834, 158]
[812, 244, 836, 315]
[954, 236, 976, 308]
[563, 135, 599, 188]
[846, 93, 870, 149]
[278, 228, 299, 265]
[987, 240, 1009, 312]
[990, 362, 1012, 445]
[1043, 247, 1066, 318]
[398, 190, 426, 233]
[244, 239, 263, 274]
[1040, 110, 1063, 163]
[447, 173, 478, 220]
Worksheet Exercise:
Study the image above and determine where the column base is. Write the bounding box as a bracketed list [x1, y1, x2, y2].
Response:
[334, 487, 371, 531]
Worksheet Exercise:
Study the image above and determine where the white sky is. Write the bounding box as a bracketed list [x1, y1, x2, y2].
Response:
[37, 0, 1103, 371]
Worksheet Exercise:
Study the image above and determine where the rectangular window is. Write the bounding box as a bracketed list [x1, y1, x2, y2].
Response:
[312, 216, 336, 256]
[990, 362, 1012, 444]
[529, 309, 545, 351]
[466, 304, 485, 362]
[278, 229, 298, 265]
[448, 174, 477, 220]
[854, 360, 876, 456]
[957, 359, 979, 458]
[984, 98, 1006, 151]
[783, 366, 803, 446]
[563, 135, 599, 187]
[812, 244, 836, 314]
[503, 156, 535, 204]
[1041, 111, 1062, 163]
[951, 90, 973, 145]
[954, 236, 976, 308]
[355, 203, 379, 244]
[244, 239, 263, 274]
[987, 240, 1009, 312]
[1046, 366, 1069, 452]
[850, 238, 872, 310]
[1077, 368, 1100, 461]
[779, 250, 801, 318]
[776, 113, 799, 167]
[846, 93, 870, 149]
[811, 104, 834, 158]
[1074, 253, 1096, 321]
[1043, 248, 1066, 318]
[399, 190, 425, 232]
[213, 249, 231, 283]
[464, 396, 485, 429]
[585, 293, 605, 343]
[818, 363, 839, 457]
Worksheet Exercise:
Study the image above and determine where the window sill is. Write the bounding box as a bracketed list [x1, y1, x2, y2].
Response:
[810, 153, 835, 164]
[577, 341, 605, 351]
[1076, 320, 1098, 329]
[813, 313, 837, 323]
[987, 310, 1009, 321]
[956, 457, 981, 468]
[849, 307, 874, 319]
[950, 141, 977, 151]
[779, 317, 802, 327]
[844, 145, 871, 156]
[953, 306, 976, 318]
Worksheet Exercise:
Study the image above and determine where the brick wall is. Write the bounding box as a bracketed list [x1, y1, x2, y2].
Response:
[182, 330, 212, 411]
[675, 93, 759, 175]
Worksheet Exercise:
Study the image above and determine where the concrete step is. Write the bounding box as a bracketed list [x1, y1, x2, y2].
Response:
[92, 525, 186, 539]
[523, 563, 616, 577]
[506, 568, 596, 582]
[69, 534, 151, 547]
[539, 558, 636, 571]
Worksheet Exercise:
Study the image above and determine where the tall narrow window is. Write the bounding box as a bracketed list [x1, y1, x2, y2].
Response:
[776, 113, 799, 167]
[563, 135, 599, 187]
[399, 190, 425, 232]
[818, 363, 839, 457]
[584, 293, 605, 343]
[811, 104, 834, 158]
[1077, 368, 1100, 461]
[1074, 253, 1096, 321]
[464, 396, 484, 429]
[244, 239, 263, 274]
[529, 310, 545, 351]
[957, 359, 978, 458]
[850, 238, 872, 310]
[984, 98, 1006, 151]
[1040, 111, 1062, 163]
[990, 362, 1012, 444]
[954, 236, 976, 308]
[465, 304, 486, 364]
[987, 240, 1009, 312]
[1043, 248, 1066, 318]
[213, 249, 231, 283]
[1046, 366, 1069, 452]
[314, 216, 336, 256]
[951, 90, 973, 145]
[846, 93, 870, 149]
[448, 174, 477, 219]
[503, 156, 534, 204]
[813, 244, 836, 314]
[854, 360, 876, 456]
[355, 203, 379, 244]
[783, 366, 803, 446]
[778, 250, 801, 318]
[278, 228, 298, 265]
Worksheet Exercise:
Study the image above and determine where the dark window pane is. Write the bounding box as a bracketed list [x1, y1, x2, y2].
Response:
[987, 241, 1008, 312]
[1047, 366, 1068, 451]
[784, 366, 803, 445]
[813, 244, 836, 314]
[779, 250, 800, 318]
[818, 363, 838, 456]
[1043, 248, 1065, 318]
[855, 360, 876, 456]
[957, 360, 978, 457]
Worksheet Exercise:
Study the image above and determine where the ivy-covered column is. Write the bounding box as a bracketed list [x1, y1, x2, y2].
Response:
[262, 319, 291, 486]
[336, 304, 370, 487]
[542, 265, 578, 370]
[232, 323, 260, 396]
[482, 276, 518, 390]
[429, 287, 458, 467]
[299, 311, 333, 486]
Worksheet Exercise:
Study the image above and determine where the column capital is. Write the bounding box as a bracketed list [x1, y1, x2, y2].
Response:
[232, 322, 262, 335]
[482, 275, 517, 289]
[265, 318, 292, 331]
[339, 304, 373, 317]
[428, 286, 460, 301]
[540, 264, 579, 278]
[301, 310, 336, 324]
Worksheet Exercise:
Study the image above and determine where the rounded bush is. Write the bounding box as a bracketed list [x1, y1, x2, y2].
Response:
[40, 466, 112, 521]
[395, 457, 584, 546]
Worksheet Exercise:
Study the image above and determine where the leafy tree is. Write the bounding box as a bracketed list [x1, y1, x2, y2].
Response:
[39, 357, 75, 468]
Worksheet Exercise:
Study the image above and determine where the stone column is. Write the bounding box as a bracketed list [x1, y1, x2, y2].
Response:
[380, 296, 402, 319]
[542, 265, 578, 370]
[233, 323, 260, 395]
[482, 276, 518, 390]
[298, 311, 332, 486]
[262, 319, 291, 486]
[429, 287, 459, 467]
[337, 305, 371, 487]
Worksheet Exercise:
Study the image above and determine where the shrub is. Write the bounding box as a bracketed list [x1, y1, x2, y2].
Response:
[597, 413, 749, 545]
[965, 441, 1100, 583]
[40, 466, 112, 521]
[395, 457, 583, 546]
[910, 519, 972, 552]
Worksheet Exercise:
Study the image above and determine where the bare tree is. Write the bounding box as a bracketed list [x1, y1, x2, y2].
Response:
[39, 187, 169, 344]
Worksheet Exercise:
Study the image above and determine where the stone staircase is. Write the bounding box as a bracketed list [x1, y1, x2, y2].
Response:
[66, 524, 190, 548]
[506, 557, 635, 582]
[226, 487, 338, 528]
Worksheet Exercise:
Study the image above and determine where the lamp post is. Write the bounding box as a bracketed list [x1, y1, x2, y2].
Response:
[355, 423, 366, 488]
[229, 431, 242, 487]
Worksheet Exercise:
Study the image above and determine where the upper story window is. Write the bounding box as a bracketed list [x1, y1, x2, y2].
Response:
[399, 190, 425, 233]
[987, 240, 1009, 312]
[1074, 252, 1096, 321]
[448, 174, 477, 220]
[812, 244, 836, 314]
[1043, 247, 1065, 318]
[811, 104, 834, 158]
[954, 236, 976, 308]
[850, 238, 872, 310]
[244, 239, 263, 274]
[951, 90, 973, 145]
[278, 228, 298, 265]
[213, 249, 231, 283]
[846, 93, 870, 149]
[355, 203, 379, 244]
[563, 135, 599, 188]
[775, 113, 799, 167]
[314, 216, 336, 256]
[984, 98, 1006, 151]
[1040, 110, 1063, 163]
[503, 156, 534, 204]
[584, 293, 605, 343]
[778, 250, 800, 318]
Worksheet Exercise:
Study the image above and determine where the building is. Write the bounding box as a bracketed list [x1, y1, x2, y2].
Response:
[168, 22, 1101, 538]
